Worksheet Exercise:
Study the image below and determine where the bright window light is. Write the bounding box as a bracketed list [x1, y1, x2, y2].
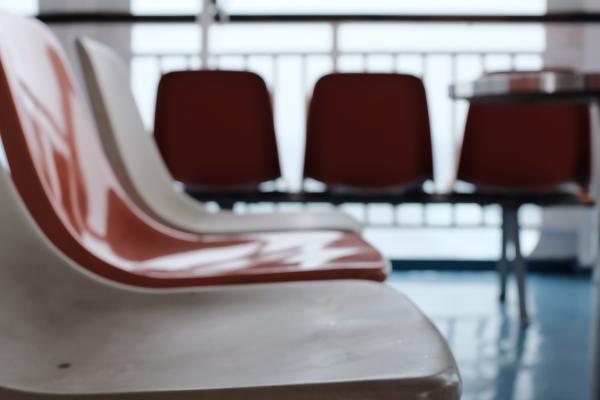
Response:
[0, 0, 38, 15]
[219, 0, 547, 15]
[131, 0, 547, 16]
[131, 0, 200, 15]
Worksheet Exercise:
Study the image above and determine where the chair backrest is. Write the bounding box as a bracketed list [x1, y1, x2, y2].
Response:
[75, 38, 204, 219]
[76, 37, 363, 234]
[457, 102, 590, 190]
[155, 70, 281, 188]
[0, 12, 218, 287]
[304, 73, 434, 189]
[0, 16, 383, 289]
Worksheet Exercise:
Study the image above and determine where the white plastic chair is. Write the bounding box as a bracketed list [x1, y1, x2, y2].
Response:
[76, 37, 362, 234]
[0, 13, 460, 398]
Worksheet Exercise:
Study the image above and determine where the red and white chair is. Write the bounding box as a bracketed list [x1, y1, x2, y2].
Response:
[0, 12, 460, 399]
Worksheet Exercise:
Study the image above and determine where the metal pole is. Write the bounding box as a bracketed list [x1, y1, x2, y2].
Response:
[331, 21, 340, 72]
[498, 205, 510, 303]
[199, 0, 212, 69]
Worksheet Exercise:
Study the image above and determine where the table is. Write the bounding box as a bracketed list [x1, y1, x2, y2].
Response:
[450, 70, 600, 400]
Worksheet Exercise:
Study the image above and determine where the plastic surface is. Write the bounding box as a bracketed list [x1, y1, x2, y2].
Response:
[457, 94, 590, 190]
[0, 13, 460, 400]
[155, 70, 281, 187]
[76, 37, 363, 234]
[305, 73, 433, 189]
[0, 14, 386, 288]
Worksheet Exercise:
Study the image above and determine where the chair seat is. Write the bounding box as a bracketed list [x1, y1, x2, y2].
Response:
[115, 230, 388, 286]
[1, 280, 459, 399]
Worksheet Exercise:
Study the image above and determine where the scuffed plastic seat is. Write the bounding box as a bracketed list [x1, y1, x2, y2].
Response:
[304, 73, 434, 191]
[0, 162, 460, 399]
[0, 14, 386, 288]
[0, 13, 460, 399]
[76, 37, 362, 234]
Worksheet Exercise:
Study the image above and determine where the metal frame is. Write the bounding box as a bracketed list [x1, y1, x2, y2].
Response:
[189, 188, 591, 326]
[36, 13, 600, 25]
[186, 188, 594, 208]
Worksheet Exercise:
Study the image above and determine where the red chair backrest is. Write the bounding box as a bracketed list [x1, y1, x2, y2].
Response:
[457, 102, 590, 190]
[304, 73, 433, 189]
[154, 70, 281, 188]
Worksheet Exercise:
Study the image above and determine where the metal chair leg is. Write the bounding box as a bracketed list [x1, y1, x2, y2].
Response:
[507, 206, 529, 326]
[498, 206, 510, 303]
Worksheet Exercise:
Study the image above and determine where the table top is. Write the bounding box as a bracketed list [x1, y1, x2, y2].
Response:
[450, 71, 600, 102]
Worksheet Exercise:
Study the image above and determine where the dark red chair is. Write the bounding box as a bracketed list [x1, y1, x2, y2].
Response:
[456, 88, 591, 324]
[458, 103, 590, 190]
[154, 70, 281, 190]
[304, 73, 433, 191]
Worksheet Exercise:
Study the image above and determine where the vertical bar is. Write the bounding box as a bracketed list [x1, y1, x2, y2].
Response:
[421, 53, 428, 79]
[300, 54, 309, 112]
[157, 55, 166, 74]
[199, 0, 212, 69]
[242, 54, 249, 71]
[331, 22, 340, 72]
[271, 55, 279, 94]
[508, 206, 529, 326]
[509, 52, 517, 71]
[498, 205, 510, 303]
[449, 53, 460, 227]
[481, 53, 488, 74]
[299, 53, 310, 195]
[450, 53, 459, 142]
[395, 53, 402, 73]
[362, 53, 368, 72]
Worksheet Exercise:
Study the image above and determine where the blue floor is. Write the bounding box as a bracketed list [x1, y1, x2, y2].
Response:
[388, 271, 593, 400]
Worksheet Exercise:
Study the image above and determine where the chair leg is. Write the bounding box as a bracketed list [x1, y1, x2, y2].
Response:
[498, 206, 510, 303]
[507, 206, 529, 326]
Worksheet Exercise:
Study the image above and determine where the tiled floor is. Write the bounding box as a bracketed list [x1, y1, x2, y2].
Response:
[389, 271, 593, 400]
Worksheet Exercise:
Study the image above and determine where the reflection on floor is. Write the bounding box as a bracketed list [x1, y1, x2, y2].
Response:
[389, 271, 592, 400]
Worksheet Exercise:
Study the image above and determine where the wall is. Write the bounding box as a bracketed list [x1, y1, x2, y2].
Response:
[38, 0, 132, 89]
[537, 0, 600, 266]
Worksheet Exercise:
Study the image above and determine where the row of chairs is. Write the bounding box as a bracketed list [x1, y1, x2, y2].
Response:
[86, 37, 592, 326]
[152, 68, 590, 196]
[154, 68, 591, 326]
[0, 12, 460, 399]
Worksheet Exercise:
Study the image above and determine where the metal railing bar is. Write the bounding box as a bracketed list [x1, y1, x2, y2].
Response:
[37, 12, 600, 25]
[134, 51, 542, 58]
